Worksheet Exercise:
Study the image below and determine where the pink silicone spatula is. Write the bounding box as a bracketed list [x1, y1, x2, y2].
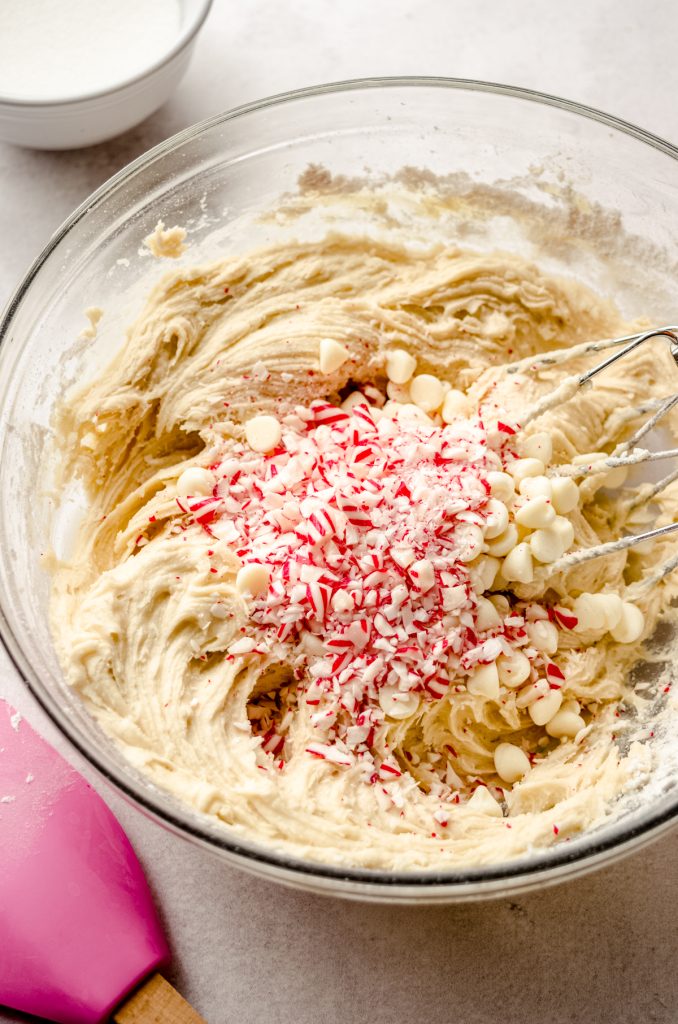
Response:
[0, 700, 206, 1024]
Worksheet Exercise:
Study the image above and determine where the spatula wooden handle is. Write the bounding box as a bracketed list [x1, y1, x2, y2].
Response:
[113, 972, 207, 1024]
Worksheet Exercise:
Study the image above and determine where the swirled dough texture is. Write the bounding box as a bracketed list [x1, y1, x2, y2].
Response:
[51, 235, 678, 869]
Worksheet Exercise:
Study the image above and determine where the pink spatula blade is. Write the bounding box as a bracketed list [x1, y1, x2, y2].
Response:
[0, 700, 169, 1024]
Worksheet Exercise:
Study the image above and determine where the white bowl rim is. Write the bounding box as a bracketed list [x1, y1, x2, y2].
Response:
[3, 76, 678, 897]
[0, 0, 213, 108]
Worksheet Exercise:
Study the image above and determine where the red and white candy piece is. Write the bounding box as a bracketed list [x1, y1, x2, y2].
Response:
[408, 558, 435, 592]
[341, 391, 370, 411]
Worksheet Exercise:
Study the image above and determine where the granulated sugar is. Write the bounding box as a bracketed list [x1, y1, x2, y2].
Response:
[0, 0, 181, 101]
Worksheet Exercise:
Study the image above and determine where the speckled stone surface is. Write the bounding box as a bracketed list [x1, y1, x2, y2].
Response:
[2, 2, 678, 1021]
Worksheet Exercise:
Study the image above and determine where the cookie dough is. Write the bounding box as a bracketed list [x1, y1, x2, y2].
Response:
[50, 234, 678, 869]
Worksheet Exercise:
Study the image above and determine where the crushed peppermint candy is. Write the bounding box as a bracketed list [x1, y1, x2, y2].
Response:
[172, 396, 576, 792]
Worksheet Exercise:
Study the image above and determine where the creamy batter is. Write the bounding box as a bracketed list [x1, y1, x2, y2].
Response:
[50, 233, 678, 870]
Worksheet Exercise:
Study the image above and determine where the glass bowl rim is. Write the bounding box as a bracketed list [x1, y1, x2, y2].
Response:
[3, 75, 678, 894]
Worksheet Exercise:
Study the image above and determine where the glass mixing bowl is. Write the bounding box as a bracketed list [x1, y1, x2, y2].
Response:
[2, 78, 678, 903]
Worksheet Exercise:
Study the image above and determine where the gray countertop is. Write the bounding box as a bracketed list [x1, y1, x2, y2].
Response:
[2, 1, 678, 1021]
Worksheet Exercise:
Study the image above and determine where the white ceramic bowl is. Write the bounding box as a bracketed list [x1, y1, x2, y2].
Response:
[0, 0, 213, 150]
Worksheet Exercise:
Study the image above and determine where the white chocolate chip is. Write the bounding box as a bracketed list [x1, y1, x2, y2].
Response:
[389, 401, 433, 424]
[467, 786, 503, 817]
[561, 699, 581, 715]
[502, 542, 534, 584]
[491, 569, 509, 591]
[519, 475, 553, 499]
[236, 563, 270, 597]
[487, 471, 515, 502]
[508, 458, 545, 484]
[572, 451, 627, 489]
[442, 583, 467, 610]
[409, 373, 445, 413]
[528, 689, 563, 726]
[519, 431, 553, 465]
[441, 389, 471, 423]
[319, 338, 350, 374]
[177, 466, 215, 498]
[467, 661, 500, 699]
[483, 498, 509, 539]
[546, 709, 585, 739]
[515, 495, 556, 529]
[526, 619, 559, 654]
[610, 602, 645, 643]
[385, 381, 410, 403]
[598, 593, 624, 631]
[379, 686, 420, 719]
[489, 594, 510, 616]
[486, 523, 519, 557]
[385, 348, 417, 385]
[516, 678, 550, 709]
[475, 596, 502, 631]
[572, 593, 609, 633]
[245, 414, 282, 453]
[494, 742, 530, 783]
[468, 555, 501, 594]
[456, 524, 485, 563]
[529, 522, 570, 563]
[550, 477, 579, 514]
[603, 465, 629, 489]
[497, 649, 532, 687]
[550, 516, 575, 549]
